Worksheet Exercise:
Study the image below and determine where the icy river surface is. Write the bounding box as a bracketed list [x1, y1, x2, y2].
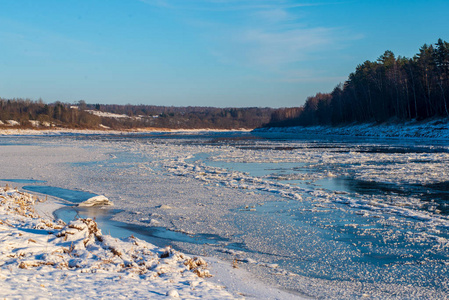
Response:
[2, 131, 449, 299]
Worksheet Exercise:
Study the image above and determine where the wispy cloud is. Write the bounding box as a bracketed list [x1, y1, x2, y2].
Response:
[139, 0, 322, 11]
[252, 8, 297, 23]
[0, 18, 101, 60]
[232, 27, 336, 67]
[140, 0, 360, 81]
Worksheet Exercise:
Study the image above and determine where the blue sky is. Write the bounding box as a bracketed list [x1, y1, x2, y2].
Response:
[0, 0, 448, 108]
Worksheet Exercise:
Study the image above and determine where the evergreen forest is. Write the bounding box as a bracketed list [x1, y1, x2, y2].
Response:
[266, 39, 449, 127]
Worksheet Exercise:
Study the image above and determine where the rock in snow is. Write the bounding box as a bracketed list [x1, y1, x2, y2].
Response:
[78, 195, 114, 207]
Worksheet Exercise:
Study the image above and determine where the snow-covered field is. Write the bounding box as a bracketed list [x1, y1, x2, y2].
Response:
[1, 128, 449, 299]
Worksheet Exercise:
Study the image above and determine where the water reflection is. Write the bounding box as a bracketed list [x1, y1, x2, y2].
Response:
[54, 206, 228, 247]
[1, 179, 47, 184]
[23, 185, 97, 203]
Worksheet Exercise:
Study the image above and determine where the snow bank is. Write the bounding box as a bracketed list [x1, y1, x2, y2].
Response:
[85, 110, 142, 120]
[255, 118, 449, 139]
[6, 120, 20, 126]
[0, 128, 250, 136]
[0, 186, 236, 299]
[29, 120, 40, 127]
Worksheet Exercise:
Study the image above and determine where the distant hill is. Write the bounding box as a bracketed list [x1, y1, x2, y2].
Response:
[0, 99, 274, 130]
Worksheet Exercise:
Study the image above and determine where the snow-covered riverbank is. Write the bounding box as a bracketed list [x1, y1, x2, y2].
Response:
[2, 118, 448, 140]
[0, 128, 251, 136]
[0, 186, 239, 299]
[0, 185, 300, 299]
[255, 118, 449, 139]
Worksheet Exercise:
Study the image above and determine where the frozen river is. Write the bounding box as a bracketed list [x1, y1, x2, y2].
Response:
[1, 131, 449, 299]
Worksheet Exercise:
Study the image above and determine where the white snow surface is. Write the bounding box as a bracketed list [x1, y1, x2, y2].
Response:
[85, 110, 143, 120]
[0, 186, 237, 299]
[6, 120, 20, 126]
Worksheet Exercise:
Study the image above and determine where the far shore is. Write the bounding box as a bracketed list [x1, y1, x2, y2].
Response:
[3, 117, 449, 139]
[255, 118, 449, 140]
[0, 127, 253, 136]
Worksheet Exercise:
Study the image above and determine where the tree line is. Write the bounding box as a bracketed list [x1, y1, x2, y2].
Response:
[0, 98, 274, 130]
[265, 38, 449, 127]
[0, 99, 101, 128]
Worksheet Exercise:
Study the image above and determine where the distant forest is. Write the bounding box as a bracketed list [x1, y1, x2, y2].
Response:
[266, 38, 449, 127]
[0, 98, 274, 130]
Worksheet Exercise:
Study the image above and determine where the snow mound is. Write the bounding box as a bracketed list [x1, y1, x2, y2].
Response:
[78, 195, 114, 207]
[6, 120, 20, 126]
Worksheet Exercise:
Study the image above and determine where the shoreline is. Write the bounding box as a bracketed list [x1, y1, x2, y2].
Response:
[254, 118, 449, 140]
[50, 202, 306, 299]
[2, 118, 449, 140]
[2, 181, 303, 299]
[0, 127, 253, 136]
[0, 185, 238, 299]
